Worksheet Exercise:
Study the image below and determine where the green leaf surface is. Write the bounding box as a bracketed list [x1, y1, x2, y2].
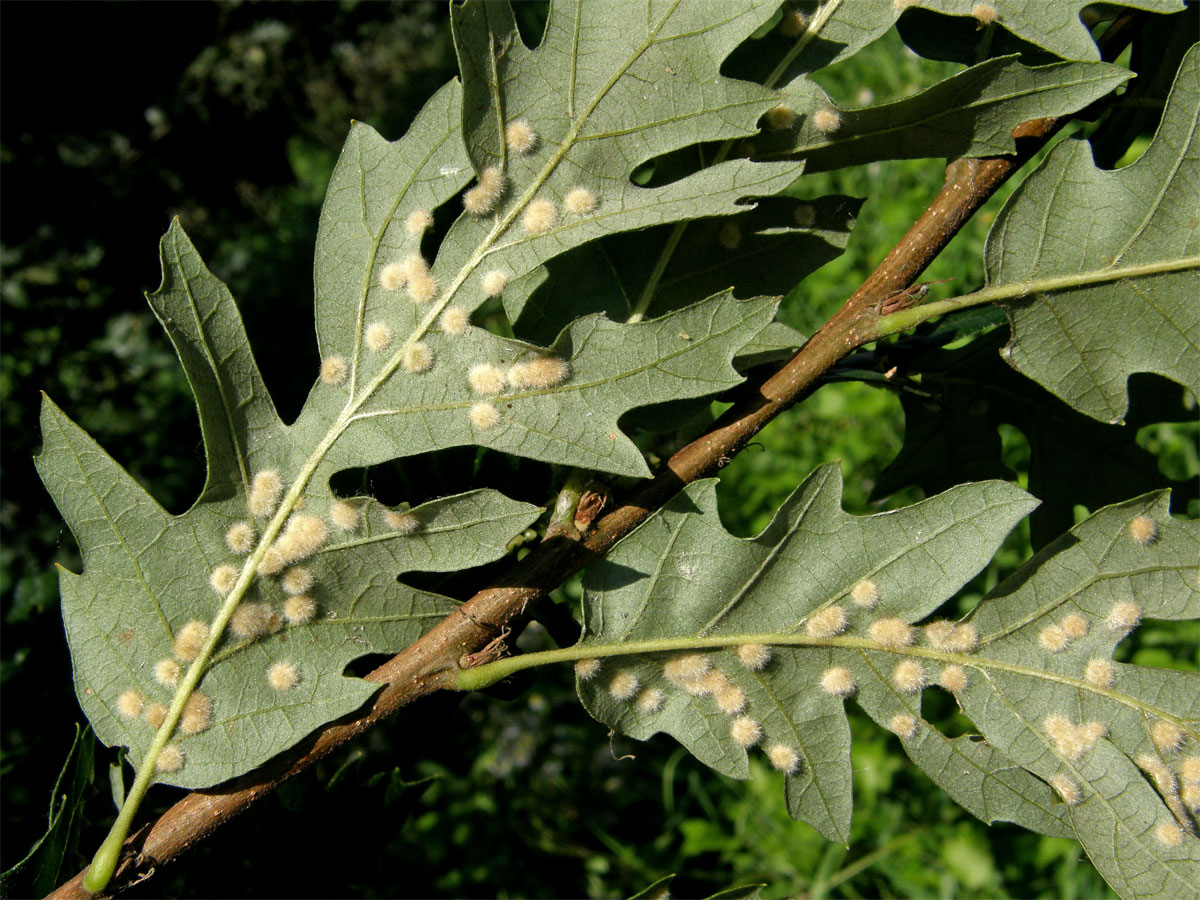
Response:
[508, 194, 861, 343]
[35, 393, 540, 789]
[987, 44, 1200, 423]
[963, 492, 1200, 900]
[300, 287, 778, 480]
[313, 80, 474, 361]
[35, 0, 801, 803]
[576, 464, 1039, 843]
[570, 471, 1199, 896]
[734, 320, 809, 369]
[896, 5, 1063, 68]
[437, 0, 803, 303]
[898, 0, 1184, 63]
[453, 0, 783, 179]
[873, 328, 1198, 548]
[762, 56, 1131, 173]
[148, 222, 290, 505]
[300, 0, 803, 479]
[730, 0, 1180, 97]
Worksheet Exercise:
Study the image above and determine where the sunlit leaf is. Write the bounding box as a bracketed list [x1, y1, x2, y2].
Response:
[987, 44, 1200, 423]
[899, 0, 1184, 63]
[37, 392, 540, 789]
[573, 469, 1199, 897]
[762, 56, 1131, 173]
[36, 0, 803, 794]
[576, 465, 1041, 843]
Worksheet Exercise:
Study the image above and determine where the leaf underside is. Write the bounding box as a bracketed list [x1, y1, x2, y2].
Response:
[988, 44, 1200, 424]
[575, 467, 1199, 897]
[34, 0, 816, 791]
[761, 55, 1132, 173]
[37, 390, 541, 788]
[896, 0, 1185, 63]
[29, 7, 1197, 898]
[507, 194, 862, 343]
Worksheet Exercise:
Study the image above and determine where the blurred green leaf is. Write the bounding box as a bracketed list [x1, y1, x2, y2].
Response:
[873, 327, 1198, 547]
[0, 725, 94, 899]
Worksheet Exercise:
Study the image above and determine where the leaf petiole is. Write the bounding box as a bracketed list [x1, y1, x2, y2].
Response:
[873, 255, 1200, 339]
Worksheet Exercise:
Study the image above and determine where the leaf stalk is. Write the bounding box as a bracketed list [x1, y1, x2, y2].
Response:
[874, 255, 1200, 339]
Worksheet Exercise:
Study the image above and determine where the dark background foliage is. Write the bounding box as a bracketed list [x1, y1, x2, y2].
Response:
[2, 3, 1195, 898]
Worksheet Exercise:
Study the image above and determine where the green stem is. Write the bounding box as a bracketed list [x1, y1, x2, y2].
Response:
[452, 633, 876, 690]
[82, 785, 145, 892]
[83, 658, 207, 890]
[82, 408, 351, 891]
[873, 255, 1200, 339]
[546, 468, 589, 535]
[814, 827, 927, 895]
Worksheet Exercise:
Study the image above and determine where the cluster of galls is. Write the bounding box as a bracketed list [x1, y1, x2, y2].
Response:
[1039, 515, 1194, 845]
[317, 117, 596, 437]
[1045, 707, 1197, 849]
[574, 514, 1193, 841]
[112, 467, 423, 774]
[800, 579, 981, 741]
[575, 577, 982, 777]
[465, 355, 571, 432]
[579, 642, 800, 776]
[115, 609, 226, 773]
[801, 578, 977, 707]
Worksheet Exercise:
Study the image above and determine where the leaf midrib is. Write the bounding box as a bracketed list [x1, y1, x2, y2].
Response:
[169, 230, 252, 491]
[230, 1, 773, 669]
[515, 631, 1195, 739]
[983, 673, 1195, 895]
[335, 0, 699, 457]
